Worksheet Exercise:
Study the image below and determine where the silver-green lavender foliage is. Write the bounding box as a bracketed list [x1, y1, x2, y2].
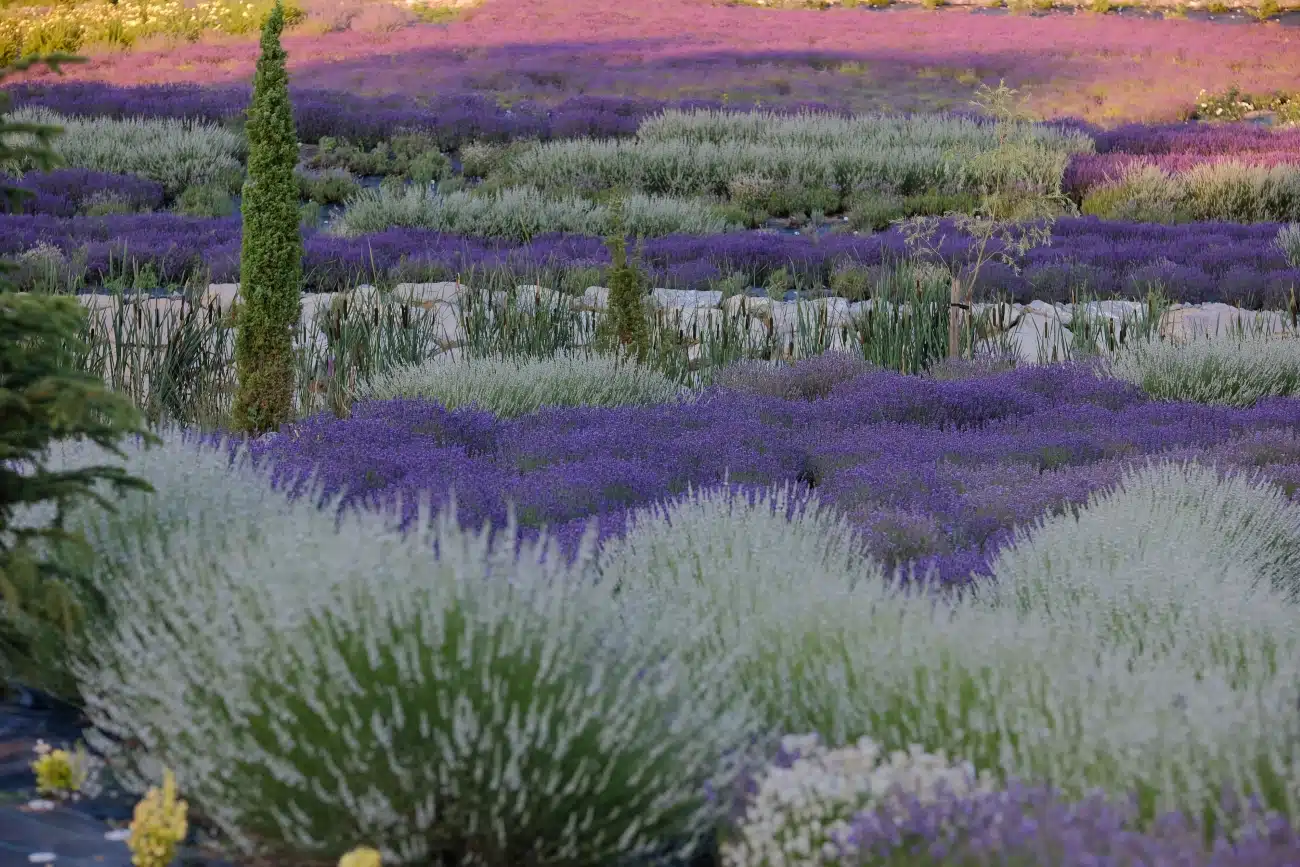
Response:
[597, 471, 1300, 832]
[1087, 162, 1300, 223]
[331, 184, 739, 240]
[45, 429, 761, 866]
[5, 107, 246, 196]
[965, 459, 1300, 824]
[1277, 221, 1300, 267]
[504, 109, 1090, 199]
[355, 349, 697, 417]
[594, 481, 908, 749]
[1102, 329, 1300, 407]
[976, 459, 1300, 615]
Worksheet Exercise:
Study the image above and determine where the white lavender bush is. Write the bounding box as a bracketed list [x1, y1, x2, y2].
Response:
[594, 481, 902, 748]
[28, 428, 762, 867]
[1101, 328, 1300, 407]
[598, 465, 1300, 834]
[5, 107, 246, 195]
[719, 734, 996, 867]
[354, 348, 696, 417]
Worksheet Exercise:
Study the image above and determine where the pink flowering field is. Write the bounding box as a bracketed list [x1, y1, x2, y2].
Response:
[10, 0, 1300, 124]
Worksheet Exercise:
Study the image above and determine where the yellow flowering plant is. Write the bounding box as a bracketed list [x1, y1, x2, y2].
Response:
[127, 768, 189, 867]
[339, 846, 382, 867]
[30, 739, 98, 801]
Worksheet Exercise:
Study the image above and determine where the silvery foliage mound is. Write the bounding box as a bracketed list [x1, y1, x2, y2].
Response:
[355, 349, 697, 418]
[1101, 330, 1300, 408]
[1278, 222, 1300, 267]
[596, 467, 1300, 831]
[332, 184, 739, 239]
[6, 106, 245, 195]
[968, 459, 1300, 824]
[720, 734, 996, 867]
[38, 428, 762, 866]
[594, 480, 910, 748]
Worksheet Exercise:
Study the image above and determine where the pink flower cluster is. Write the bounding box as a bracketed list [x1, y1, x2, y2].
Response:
[8, 0, 1300, 125]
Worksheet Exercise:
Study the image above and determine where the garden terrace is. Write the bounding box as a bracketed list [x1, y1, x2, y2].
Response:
[6, 0, 1300, 864]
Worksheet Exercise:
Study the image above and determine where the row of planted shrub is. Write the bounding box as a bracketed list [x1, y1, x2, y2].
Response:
[1, 80, 1288, 154]
[17, 377, 1300, 864]
[5, 213, 1298, 306]
[8, 91, 1300, 238]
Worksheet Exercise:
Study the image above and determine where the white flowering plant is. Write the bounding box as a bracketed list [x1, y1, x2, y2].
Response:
[720, 733, 997, 867]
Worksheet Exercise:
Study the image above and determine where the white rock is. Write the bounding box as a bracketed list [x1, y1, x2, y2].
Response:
[581, 285, 610, 311]
[648, 288, 724, 309]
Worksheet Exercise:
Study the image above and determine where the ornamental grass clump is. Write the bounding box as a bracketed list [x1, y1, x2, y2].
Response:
[720, 733, 996, 867]
[354, 348, 694, 418]
[62, 427, 762, 866]
[1101, 329, 1300, 408]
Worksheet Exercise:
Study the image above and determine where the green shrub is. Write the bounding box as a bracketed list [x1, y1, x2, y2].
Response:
[355, 349, 694, 417]
[62, 428, 762, 867]
[1080, 164, 1190, 223]
[294, 166, 360, 205]
[231, 0, 303, 437]
[175, 182, 237, 218]
[828, 263, 873, 301]
[456, 140, 509, 178]
[603, 201, 651, 360]
[4, 106, 246, 196]
[1193, 85, 1300, 123]
[298, 199, 323, 229]
[0, 51, 156, 705]
[302, 131, 449, 180]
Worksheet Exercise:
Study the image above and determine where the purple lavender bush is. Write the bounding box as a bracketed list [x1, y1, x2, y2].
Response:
[235, 362, 1300, 586]
[0, 168, 166, 217]
[0, 80, 837, 149]
[5, 213, 1299, 305]
[827, 783, 1300, 867]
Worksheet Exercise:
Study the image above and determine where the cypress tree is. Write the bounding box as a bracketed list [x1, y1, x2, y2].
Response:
[603, 199, 650, 362]
[232, 0, 303, 436]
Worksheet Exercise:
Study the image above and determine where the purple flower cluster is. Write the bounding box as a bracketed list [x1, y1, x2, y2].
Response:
[0, 80, 834, 150]
[1091, 122, 1300, 157]
[836, 782, 1300, 866]
[229, 362, 1300, 586]
[0, 169, 167, 218]
[5, 213, 1299, 305]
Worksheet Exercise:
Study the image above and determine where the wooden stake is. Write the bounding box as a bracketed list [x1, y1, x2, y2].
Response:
[949, 275, 972, 360]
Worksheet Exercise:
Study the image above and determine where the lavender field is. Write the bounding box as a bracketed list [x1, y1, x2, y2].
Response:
[6, 0, 1300, 865]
